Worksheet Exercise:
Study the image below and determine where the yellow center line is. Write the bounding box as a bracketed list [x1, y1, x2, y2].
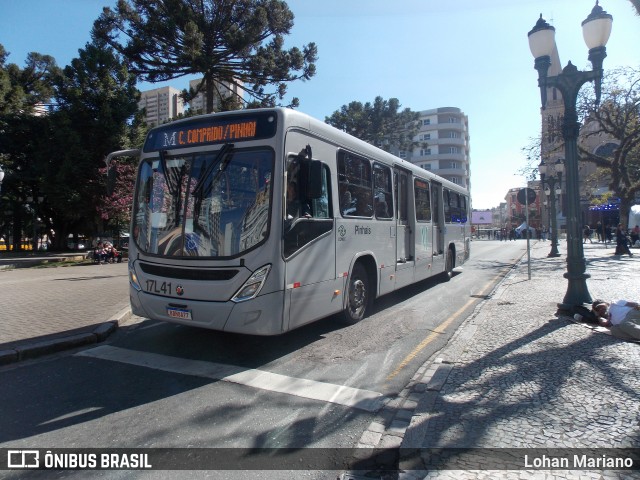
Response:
[386, 282, 494, 381]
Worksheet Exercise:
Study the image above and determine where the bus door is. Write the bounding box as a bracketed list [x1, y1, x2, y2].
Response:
[283, 137, 339, 331]
[413, 178, 433, 281]
[431, 182, 446, 273]
[394, 168, 414, 288]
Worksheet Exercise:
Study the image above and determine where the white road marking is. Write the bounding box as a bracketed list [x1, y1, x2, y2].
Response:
[76, 345, 383, 412]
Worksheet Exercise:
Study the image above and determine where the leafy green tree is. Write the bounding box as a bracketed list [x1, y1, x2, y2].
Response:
[578, 66, 640, 227]
[0, 46, 58, 116]
[93, 0, 317, 113]
[45, 39, 144, 249]
[0, 45, 60, 250]
[325, 96, 422, 155]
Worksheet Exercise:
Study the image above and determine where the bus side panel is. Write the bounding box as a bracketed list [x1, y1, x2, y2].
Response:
[414, 223, 434, 282]
[377, 224, 397, 296]
[286, 256, 344, 330]
[453, 223, 467, 266]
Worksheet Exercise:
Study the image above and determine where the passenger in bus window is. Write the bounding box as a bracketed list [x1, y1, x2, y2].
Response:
[375, 192, 389, 218]
[341, 188, 356, 215]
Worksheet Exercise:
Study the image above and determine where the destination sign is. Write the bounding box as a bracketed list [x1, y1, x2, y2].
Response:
[143, 112, 277, 152]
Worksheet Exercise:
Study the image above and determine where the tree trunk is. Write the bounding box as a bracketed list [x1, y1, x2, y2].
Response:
[205, 75, 215, 114]
[11, 209, 22, 252]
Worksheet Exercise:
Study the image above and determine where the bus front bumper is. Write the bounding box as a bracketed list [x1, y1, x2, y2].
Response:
[130, 289, 286, 335]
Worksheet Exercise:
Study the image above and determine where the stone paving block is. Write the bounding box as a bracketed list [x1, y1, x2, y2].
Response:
[368, 421, 386, 434]
[395, 408, 413, 421]
[379, 433, 402, 449]
[426, 364, 453, 391]
[388, 419, 409, 434]
[358, 430, 382, 447]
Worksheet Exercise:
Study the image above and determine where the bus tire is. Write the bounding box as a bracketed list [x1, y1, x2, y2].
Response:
[342, 263, 369, 324]
[444, 248, 455, 280]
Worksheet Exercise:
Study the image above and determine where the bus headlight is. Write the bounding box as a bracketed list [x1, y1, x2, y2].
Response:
[231, 264, 271, 303]
[129, 262, 142, 291]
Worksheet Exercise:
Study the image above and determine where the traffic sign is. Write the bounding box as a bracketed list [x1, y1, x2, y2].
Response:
[517, 188, 537, 205]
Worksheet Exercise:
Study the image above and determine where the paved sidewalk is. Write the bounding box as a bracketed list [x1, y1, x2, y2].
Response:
[0, 260, 132, 364]
[350, 240, 639, 479]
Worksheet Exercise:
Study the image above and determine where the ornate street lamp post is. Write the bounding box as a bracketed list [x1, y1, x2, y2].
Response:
[539, 159, 564, 257]
[528, 1, 612, 309]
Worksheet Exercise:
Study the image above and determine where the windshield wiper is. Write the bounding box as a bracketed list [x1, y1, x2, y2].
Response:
[192, 143, 235, 198]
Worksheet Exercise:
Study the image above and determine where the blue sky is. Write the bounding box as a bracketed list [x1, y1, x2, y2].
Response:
[1, 0, 639, 208]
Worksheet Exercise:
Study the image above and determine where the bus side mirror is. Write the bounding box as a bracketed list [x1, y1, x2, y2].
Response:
[307, 159, 323, 199]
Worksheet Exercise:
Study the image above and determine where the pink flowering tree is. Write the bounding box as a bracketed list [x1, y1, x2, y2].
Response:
[97, 160, 137, 241]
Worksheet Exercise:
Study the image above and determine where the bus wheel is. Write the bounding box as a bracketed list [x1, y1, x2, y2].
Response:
[444, 249, 454, 280]
[343, 263, 369, 324]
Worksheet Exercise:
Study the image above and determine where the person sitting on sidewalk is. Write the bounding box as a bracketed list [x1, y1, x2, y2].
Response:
[592, 299, 640, 341]
[93, 242, 107, 264]
[104, 242, 122, 263]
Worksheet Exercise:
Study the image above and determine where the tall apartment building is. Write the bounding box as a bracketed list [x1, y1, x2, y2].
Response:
[138, 86, 185, 126]
[404, 107, 470, 190]
[188, 78, 243, 114]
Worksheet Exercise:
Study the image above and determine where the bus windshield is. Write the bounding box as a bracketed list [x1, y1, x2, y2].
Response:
[132, 147, 273, 258]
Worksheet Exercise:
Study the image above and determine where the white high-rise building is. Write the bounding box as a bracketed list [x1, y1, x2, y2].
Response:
[138, 86, 185, 126]
[404, 107, 470, 190]
[188, 78, 243, 114]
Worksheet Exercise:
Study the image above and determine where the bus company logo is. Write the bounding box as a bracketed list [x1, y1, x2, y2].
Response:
[8, 450, 39, 468]
[163, 132, 177, 147]
[176, 285, 184, 296]
[338, 225, 347, 240]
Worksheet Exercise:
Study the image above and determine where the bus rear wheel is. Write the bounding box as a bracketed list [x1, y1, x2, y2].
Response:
[444, 248, 454, 280]
[343, 263, 369, 324]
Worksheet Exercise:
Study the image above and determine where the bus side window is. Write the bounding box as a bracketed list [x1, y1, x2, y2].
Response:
[338, 151, 372, 217]
[461, 196, 468, 223]
[414, 179, 431, 222]
[310, 164, 331, 219]
[443, 188, 452, 223]
[451, 192, 461, 222]
[283, 163, 333, 257]
[373, 163, 393, 219]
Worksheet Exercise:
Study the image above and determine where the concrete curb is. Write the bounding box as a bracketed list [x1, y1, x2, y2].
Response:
[0, 306, 132, 366]
[0, 254, 89, 270]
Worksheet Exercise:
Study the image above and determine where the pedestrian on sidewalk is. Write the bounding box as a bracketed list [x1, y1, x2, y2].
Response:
[583, 225, 593, 243]
[614, 224, 633, 257]
[592, 299, 640, 341]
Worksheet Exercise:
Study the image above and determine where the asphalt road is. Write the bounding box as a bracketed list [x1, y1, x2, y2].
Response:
[0, 240, 528, 479]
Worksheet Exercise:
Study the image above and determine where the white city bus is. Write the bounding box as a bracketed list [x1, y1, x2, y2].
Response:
[113, 108, 470, 335]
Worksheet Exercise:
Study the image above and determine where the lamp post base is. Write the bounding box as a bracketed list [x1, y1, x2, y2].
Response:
[560, 271, 592, 308]
[548, 238, 561, 257]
